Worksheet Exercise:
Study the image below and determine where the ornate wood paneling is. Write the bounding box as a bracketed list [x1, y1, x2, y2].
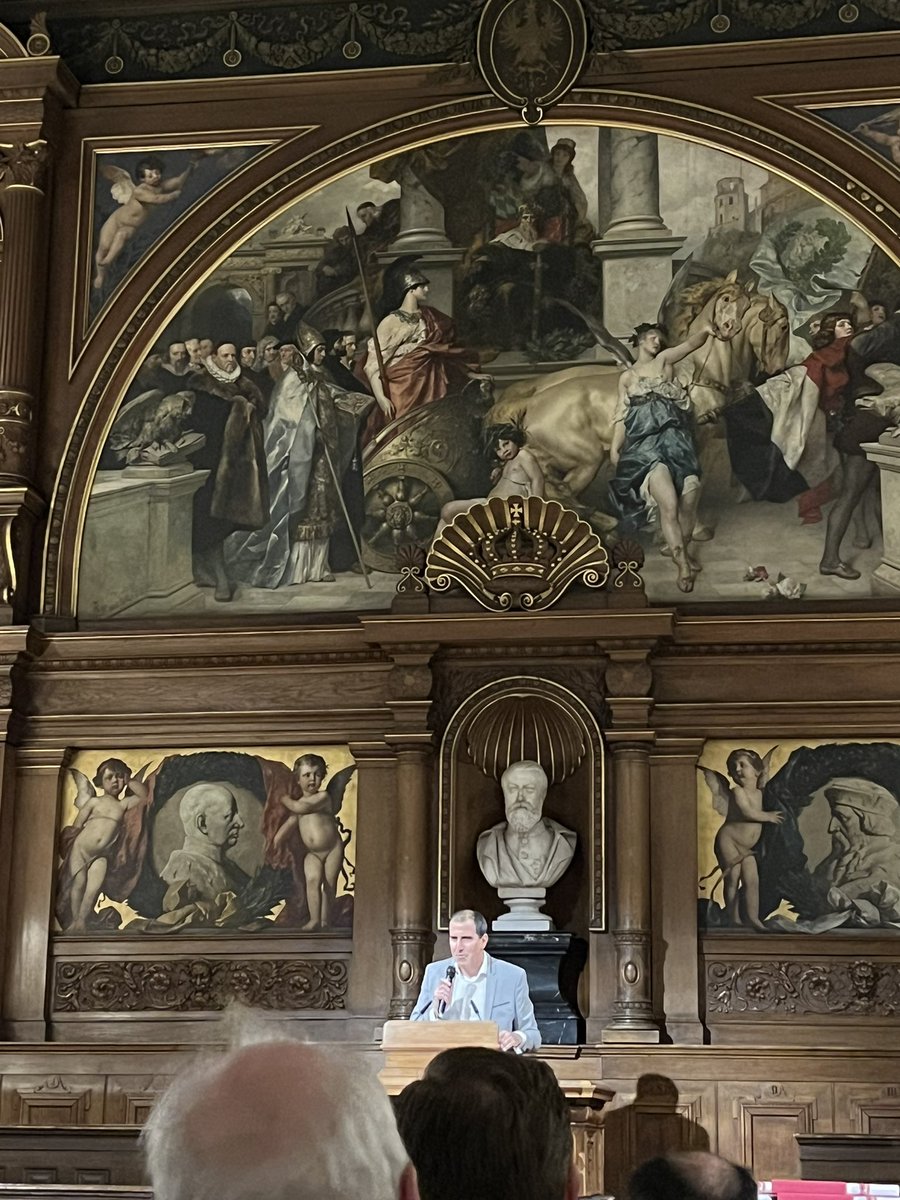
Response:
[835, 1085, 900, 1136]
[52, 957, 349, 1014]
[717, 1082, 833, 1181]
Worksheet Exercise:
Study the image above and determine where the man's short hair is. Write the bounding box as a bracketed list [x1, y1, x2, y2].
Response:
[629, 1153, 757, 1200]
[395, 1047, 571, 1200]
[143, 1035, 410, 1200]
[449, 908, 488, 937]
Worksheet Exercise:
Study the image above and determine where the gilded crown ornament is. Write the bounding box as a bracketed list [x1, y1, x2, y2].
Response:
[425, 495, 609, 611]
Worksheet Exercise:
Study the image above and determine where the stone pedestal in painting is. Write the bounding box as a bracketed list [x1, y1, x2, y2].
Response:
[489, 931, 586, 1045]
[79, 469, 209, 618]
[865, 436, 900, 594]
[592, 129, 684, 338]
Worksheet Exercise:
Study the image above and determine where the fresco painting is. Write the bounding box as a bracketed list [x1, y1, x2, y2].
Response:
[698, 739, 900, 933]
[88, 143, 265, 324]
[812, 102, 900, 170]
[56, 746, 356, 934]
[79, 121, 900, 619]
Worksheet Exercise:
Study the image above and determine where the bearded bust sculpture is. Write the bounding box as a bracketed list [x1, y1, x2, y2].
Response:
[476, 760, 576, 930]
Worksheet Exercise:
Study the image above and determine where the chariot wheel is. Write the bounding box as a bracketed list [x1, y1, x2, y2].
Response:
[361, 461, 453, 574]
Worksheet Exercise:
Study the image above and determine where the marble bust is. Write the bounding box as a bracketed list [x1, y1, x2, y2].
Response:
[476, 760, 576, 929]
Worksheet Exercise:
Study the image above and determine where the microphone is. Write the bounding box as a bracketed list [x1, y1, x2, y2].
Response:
[437, 964, 456, 1016]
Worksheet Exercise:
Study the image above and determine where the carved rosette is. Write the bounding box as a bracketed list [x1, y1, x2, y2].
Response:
[707, 959, 900, 1016]
[426, 496, 609, 612]
[53, 958, 349, 1012]
[389, 927, 435, 1018]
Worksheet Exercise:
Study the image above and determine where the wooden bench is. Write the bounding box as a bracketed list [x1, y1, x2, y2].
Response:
[0, 1128, 144, 1186]
[797, 1134, 900, 1184]
[0, 1189, 151, 1200]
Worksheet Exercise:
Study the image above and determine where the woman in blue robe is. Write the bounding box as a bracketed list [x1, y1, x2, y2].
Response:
[609, 321, 716, 593]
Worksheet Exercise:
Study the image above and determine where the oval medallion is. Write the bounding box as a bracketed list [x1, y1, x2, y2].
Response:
[477, 0, 588, 125]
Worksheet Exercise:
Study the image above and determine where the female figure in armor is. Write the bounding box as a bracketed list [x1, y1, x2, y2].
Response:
[363, 259, 478, 443]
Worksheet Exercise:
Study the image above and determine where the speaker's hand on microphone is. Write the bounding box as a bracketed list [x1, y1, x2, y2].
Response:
[433, 978, 453, 1014]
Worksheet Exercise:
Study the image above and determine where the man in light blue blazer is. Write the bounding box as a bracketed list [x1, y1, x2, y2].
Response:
[409, 908, 541, 1052]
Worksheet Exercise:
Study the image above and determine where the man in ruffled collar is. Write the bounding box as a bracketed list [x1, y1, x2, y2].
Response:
[188, 343, 269, 601]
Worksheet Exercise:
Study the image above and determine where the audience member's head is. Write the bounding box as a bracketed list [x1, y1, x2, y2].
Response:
[629, 1152, 757, 1200]
[143, 1034, 417, 1200]
[395, 1046, 576, 1200]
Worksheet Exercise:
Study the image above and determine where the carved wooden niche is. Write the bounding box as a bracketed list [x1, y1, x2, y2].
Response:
[437, 675, 605, 934]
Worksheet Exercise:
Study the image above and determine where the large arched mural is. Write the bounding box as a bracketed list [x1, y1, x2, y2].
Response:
[77, 121, 900, 619]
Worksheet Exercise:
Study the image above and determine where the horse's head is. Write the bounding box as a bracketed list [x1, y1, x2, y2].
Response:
[709, 270, 751, 340]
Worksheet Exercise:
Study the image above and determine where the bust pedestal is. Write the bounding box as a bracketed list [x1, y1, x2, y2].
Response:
[493, 886, 553, 931]
[489, 931, 586, 1045]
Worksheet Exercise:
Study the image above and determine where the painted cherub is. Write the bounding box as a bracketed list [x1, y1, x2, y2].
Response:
[272, 755, 355, 931]
[93, 154, 196, 290]
[59, 758, 150, 931]
[435, 421, 545, 536]
[701, 748, 784, 930]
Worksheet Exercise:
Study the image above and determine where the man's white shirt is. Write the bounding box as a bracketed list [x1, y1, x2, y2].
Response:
[429, 953, 490, 1022]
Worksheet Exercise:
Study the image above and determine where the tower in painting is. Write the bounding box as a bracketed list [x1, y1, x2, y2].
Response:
[714, 177, 749, 231]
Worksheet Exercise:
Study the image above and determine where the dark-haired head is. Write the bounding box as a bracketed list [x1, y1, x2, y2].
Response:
[631, 322, 664, 344]
[629, 1153, 757, 1200]
[486, 422, 527, 454]
[811, 310, 854, 350]
[135, 155, 165, 182]
[725, 748, 764, 783]
[92, 758, 131, 789]
[395, 1047, 575, 1200]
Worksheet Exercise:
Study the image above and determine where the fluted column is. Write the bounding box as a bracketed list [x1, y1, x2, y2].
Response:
[602, 737, 659, 1041]
[0, 138, 50, 620]
[602, 650, 659, 1043]
[388, 738, 435, 1017]
[384, 642, 437, 1017]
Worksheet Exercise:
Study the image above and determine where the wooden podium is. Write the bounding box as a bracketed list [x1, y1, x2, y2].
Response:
[379, 1020, 614, 1197]
[379, 1019, 500, 1092]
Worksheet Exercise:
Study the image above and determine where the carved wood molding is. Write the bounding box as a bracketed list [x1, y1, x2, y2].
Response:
[53, 957, 349, 1012]
[707, 959, 900, 1017]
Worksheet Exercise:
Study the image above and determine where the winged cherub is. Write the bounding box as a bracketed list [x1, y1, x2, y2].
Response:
[60, 758, 151, 931]
[701, 748, 784, 929]
[93, 154, 196, 290]
[272, 754, 355, 931]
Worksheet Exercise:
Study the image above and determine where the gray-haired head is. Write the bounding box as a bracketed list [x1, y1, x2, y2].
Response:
[142, 1032, 416, 1200]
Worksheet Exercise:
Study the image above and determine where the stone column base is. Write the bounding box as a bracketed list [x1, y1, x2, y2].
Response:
[865, 438, 900, 594]
[592, 235, 686, 339]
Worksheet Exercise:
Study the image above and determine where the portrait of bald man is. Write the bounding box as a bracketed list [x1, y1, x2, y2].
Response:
[160, 781, 249, 905]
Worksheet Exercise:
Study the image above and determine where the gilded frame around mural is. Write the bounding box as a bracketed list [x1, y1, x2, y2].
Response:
[477, 0, 588, 124]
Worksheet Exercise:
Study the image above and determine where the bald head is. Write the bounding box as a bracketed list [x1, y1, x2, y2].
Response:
[629, 1152, 757, 1200]
[178, 782, 243, 849]
[143, 1039, 416, 1200]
